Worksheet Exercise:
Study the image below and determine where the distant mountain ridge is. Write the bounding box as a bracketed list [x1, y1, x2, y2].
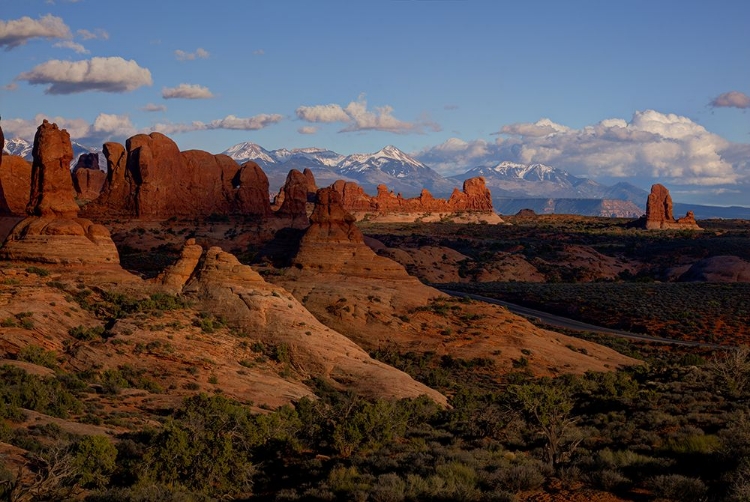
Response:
[3, 137, 103, 170]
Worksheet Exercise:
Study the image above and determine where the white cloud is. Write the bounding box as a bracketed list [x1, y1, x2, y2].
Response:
[296, 94, 440, 134]
[151, 114, 284, 135]
[416, 110, 746, 187]
[1, 113, 135, 146]
[3, 82, 19, 91]
[710, 91, 750, 109]
[162, 83, 214, 99]
[0, 14, 71, 49]
[17, 57, 152, 94]
[174, 47, 210, 61]
[77, 28, 109, 40]
[53, 40, 88, 54]
[253, 49, 265, 55]
[298, 126, 318, 135]
[141, 103, 167, 112]
[296, 103, 350, 123]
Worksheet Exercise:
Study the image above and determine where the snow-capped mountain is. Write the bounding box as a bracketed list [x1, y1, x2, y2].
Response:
[3, 136, 103, 169]
[3, 137, 33, 159]
[453, 161, 647, 201]
[221, 142, 453, 195]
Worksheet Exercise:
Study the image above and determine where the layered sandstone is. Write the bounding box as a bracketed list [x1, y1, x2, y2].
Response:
[331, 177, 503, 223]
[179, 244, 446, 404]
[643, 184, 701, 230]
[0, 121, 119, 265]
[0, 155, 32, 215]
[72, 153, 107, 202]
[84, 133, 272, 219]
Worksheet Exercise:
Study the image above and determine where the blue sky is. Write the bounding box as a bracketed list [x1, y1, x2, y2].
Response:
[1, 0, 749, 206]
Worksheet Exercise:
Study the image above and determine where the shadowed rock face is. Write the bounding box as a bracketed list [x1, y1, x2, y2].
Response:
[0, 155, 32, 215]
[644, 184, 701, 230]
[27, 120, 79, 218]
[0, 118, 4, 167]
[331, 176, 502, 223]
[274, 169, 310, 227]
[72, 153, 107, 202]
[0, 120, 119, 265]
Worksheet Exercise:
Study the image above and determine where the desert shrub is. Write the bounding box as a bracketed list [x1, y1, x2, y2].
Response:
[26, 266, 50, 277]
[69, 325, 105, 341]
[370, 472, 406, 502]
[0, 365, 82, 418]
[492, 463, 545, 492]
[647, 474, 707, 501]
[72, 435, 118, 488]
[17, 344, 58, 369]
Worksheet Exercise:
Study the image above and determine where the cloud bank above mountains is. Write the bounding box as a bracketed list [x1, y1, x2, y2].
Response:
[416, 110, 748, 190]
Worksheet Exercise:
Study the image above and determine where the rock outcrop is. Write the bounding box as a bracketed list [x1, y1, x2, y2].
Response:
[679, 256, 750, 283]
[643, 184, 701, 230]
[293, 187, 417, 278]
[331, 177, 503, 223]
[179, 244, 447, 404]
[273, 169, 310, 227]
[0, 155, 32, 215]
[0, 120, 119, 265]
[72, 153, 107, 202]
[26, 120, 79, 218]
[84, 133, 272, 219]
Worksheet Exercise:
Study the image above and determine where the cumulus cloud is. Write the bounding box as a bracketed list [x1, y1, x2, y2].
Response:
[1, 113, 136, 146]
[0, 14, 71, 49]
[296, 94, 440, 134]
[296, 103, 350, 123]
[162, 83, 214, 99]
[416, 110, 745, 187]
[53, 40, 88, 54]
[298, 126, 318, 135]
[141, 103, 167, 112]
[175, 48, 210, 61]
[17, 57, 152, 94]
[710, 91, 750, 109]
[77, 28, 109, 40]
[152, 114, 284, 135]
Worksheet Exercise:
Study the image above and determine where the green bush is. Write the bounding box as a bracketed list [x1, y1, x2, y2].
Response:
[17, 345, 58, 369]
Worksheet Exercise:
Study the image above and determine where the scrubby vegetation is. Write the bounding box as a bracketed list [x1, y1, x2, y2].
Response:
[3, 342, 750, 500]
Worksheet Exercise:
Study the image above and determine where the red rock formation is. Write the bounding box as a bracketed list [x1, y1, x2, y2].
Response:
[293, 187, 416, 278]
[0, 155, 32, 215]
[303, 168, 318, 201]
[232, 161, 272, 217]
[72, 153, 107, 202]
[331, 176, 502, 223]
[84, 133, 273, 219]
[26, 120, 79, 218]
[0, 118, 4, 168]
[0, 120, 119, 265]
[274, 169, 309, 227]
[644, 184, 701, 230]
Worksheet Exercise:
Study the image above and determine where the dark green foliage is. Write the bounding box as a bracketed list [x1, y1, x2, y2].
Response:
[69, 324, 105, 341]
[26, 266, 50, 277]
[17, 344, 58, 369]
[0, 365, 82, 419]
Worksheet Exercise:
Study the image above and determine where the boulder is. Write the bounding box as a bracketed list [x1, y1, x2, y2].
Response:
[155, 238, 205, 293]
[0, 155, 32, 215]
[26, 120, 79, 218]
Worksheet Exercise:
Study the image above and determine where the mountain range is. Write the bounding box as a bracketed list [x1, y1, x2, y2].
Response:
[7, 136, 750, 218]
